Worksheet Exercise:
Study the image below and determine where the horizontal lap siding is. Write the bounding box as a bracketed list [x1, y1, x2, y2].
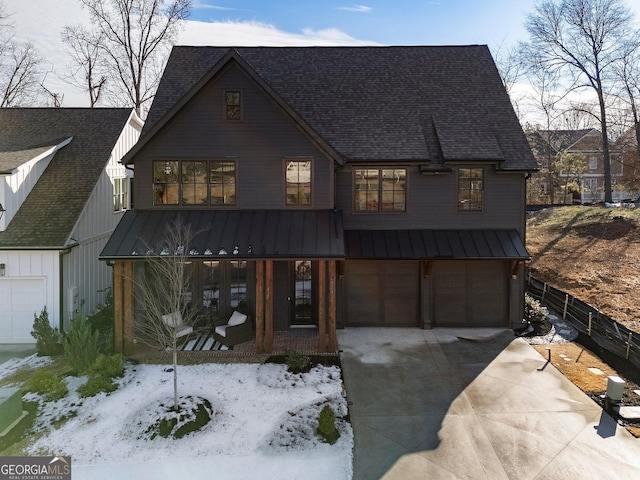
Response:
[135, 64, 333, 210]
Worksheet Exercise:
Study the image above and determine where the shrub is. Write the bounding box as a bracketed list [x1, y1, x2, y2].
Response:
[77, 354, 124, 398]
[63, 314, 100, 375]
[524, 293, 547, 324]
[284, 349, 311, 374]
[31, 307, 63, 357]
[27, 368, 68, 401]
[87, 297, 115, 354]
[317, 405, 340, 444]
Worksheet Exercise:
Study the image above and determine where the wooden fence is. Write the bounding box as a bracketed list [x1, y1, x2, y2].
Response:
[526, 274, 640, 370]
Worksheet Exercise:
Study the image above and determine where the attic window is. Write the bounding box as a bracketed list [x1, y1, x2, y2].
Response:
[225, 90, 242, 121]
[458, 167, 484, 212]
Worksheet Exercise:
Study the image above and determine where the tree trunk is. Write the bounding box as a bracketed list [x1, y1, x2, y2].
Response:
[597, 88, 613, 203]
[172, 345, 178, 411]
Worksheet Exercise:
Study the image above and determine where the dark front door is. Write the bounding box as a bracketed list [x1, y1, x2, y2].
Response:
[291, 260, 315, 327]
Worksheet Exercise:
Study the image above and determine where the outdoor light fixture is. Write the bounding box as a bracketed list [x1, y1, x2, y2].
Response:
[0, 263, 5, 277]
[0, 203, 5, 220]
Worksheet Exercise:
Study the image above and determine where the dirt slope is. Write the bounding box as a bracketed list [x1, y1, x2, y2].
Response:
[526, 206, 640, 334]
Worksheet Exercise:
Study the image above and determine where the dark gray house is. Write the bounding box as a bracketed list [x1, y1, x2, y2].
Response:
[100, 46, 537, 354]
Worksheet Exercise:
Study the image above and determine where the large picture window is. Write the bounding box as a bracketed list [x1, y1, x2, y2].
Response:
[458, 168, 484, 211]
[154, 159, 236, 206]
[285, 159, 312, 205]
[354, 168, 406, 212]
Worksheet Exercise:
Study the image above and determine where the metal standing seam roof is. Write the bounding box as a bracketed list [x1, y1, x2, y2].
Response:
[99, 209, 346, 260]
[344, 229, 530, 260]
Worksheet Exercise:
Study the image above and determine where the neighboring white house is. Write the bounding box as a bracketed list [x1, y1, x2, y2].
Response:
[0, 109, 142, 343]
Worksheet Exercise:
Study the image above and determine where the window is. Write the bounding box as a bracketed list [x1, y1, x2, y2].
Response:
[458, 168, 484, 211]
[113, 177, 128, 212]
[154, 160, 236, 206]
[225, 90, 242, 121]
[589, 157, 598, 170]
[210, 161, 236, 204]
[354, 168, 406, 212]
[286, 159, 312, 205]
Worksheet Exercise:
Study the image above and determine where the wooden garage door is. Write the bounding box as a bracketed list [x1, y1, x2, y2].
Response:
[0, 278, 46, 343]
[433, 261, 508, 327]
[346, 261, 419, 326]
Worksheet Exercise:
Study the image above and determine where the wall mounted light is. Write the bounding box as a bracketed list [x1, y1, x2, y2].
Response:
[0, 263, 5, 277]
[0, 203, 5, 221]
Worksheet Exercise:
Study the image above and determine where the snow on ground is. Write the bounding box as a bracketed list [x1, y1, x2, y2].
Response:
[3, 356, 353, 480]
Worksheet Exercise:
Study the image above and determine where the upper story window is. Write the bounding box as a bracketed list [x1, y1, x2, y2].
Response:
[354, 168, 406, 212]
[285, 159, 312, 205]
[589, 157, 598, 170]
[113, 177, 128, 212]
[458, 167, 484, 212]
[225, 90, 242, 121]
[154, 159, 236, 206]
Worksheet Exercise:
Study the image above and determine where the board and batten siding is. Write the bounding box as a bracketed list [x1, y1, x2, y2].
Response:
[63, 113, 141, 327]
[0, 251, 59, 343]
[336, 165, 526, 233]
[133, 63, 334, 211]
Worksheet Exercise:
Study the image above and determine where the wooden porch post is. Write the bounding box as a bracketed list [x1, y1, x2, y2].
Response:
[255, 261, 265, 353]
[328, 260, 337, 352]
[113, 262, 124, 354]
[123, 261, 134, 355]
[317, 260, 327, 352]
[265, 260, 274, 353]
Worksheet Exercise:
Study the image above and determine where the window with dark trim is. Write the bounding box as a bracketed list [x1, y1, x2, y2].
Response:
[354, 168, 406, 212]
[225, 90, 242, 121]
[153, 159, 236, 206]
[285, 159, 312, 205]
[458, 167, 484, 211]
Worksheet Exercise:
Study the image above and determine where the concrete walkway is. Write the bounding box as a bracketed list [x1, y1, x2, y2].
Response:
[338, 328, 640, 480]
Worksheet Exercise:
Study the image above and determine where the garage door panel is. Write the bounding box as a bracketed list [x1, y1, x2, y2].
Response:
[346, 262, 380, 325]
[383, 262, 419, 326]
[0, 278, 46, 343]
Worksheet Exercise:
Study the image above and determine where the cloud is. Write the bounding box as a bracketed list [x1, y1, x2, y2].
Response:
[179, 19, 381, 47]
[338, 5, 372, 13]
[193, 3, 236, 11]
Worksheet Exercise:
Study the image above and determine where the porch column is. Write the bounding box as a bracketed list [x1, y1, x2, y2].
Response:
[265, 260, 274, 353]
[123, 261, 134, 355]
[328, 260, 337, 352]
[113, 261, 124, 354]
[317, 260, 327, 353]
[255, 261, 265, 353]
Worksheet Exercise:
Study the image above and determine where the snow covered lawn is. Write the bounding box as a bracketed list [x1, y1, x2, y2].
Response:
[2, 357, 353, 480]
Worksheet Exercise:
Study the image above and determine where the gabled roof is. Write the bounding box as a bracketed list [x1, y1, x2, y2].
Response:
[0, 108, 135, 249]
[126, 46, 536, 171]
[535, 129, 599, 152]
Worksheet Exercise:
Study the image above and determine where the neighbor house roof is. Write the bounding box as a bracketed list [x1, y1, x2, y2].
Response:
[125, 46, 537, 171]
[0, 108, 134, 249]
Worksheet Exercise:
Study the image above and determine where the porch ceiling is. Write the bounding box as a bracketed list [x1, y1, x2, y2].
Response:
[345, 229, 530, 260]
[100, 209, 345, 260]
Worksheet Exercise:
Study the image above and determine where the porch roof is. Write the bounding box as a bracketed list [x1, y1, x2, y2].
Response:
[345, 229, 529, 260]
[100, 209, 345, 260]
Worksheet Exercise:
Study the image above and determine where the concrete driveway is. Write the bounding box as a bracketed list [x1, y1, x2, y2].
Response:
[338, 328, 640, 480]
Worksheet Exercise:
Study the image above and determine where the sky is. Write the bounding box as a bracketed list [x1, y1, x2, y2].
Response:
[3, 0, 640, 117]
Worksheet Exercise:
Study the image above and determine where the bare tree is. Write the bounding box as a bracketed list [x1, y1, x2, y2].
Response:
[522, 0, 638, 203]
[67, 0, 192, 116]
[0, 1, 45, 107]
[614, 40, 640, 158]
[62, 25, 107, 107]
[133, 217, 199, 410]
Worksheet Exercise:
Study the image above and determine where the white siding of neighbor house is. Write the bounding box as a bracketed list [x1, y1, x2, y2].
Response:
[61, 113, 142, 329]
[0, 250, 60, 343]
[0, 142, 71, 232]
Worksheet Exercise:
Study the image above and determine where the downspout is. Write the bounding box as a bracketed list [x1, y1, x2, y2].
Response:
[59, 242, 79, 333]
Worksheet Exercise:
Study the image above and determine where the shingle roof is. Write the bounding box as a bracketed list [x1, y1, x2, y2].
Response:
[136, 46, 536, 171]
[0, 108, 133, 248]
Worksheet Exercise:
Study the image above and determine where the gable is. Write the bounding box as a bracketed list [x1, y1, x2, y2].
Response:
[130, 46, 537, 171]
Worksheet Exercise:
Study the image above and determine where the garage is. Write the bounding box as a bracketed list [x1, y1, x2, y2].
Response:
[432, 260, 509, 327]
[0, 278, 46, 343]
[345, 260, 419, 327]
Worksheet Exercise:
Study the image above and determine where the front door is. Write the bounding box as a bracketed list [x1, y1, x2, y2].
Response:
[291, 260, 315, 327]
